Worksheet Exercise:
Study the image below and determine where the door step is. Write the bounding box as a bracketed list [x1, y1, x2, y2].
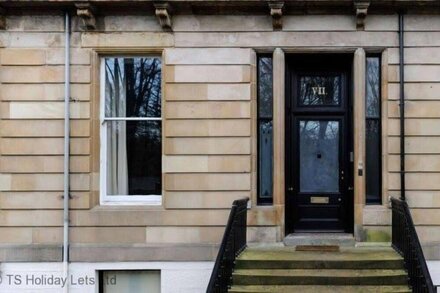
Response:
[229, 285, 411, 293]
[232, 269, 408, 286]
[230, 246, 410, 292]
[236, 247, 404, 270]
[284, 233, 355, 247]
[295, 245, 340, 252]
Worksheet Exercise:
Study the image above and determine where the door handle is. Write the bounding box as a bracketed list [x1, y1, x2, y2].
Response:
[348, 186, 354, 191]
[288, 187, 294, 191]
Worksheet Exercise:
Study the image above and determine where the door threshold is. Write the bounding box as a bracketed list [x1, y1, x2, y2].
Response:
[283, 232, 355, 247]
[293, 230, 346, 233]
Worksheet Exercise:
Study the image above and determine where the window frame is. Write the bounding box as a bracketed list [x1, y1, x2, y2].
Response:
[365, 54, 382, 205]
[257, 54, 274, 205]
[99, 56, 163, 206]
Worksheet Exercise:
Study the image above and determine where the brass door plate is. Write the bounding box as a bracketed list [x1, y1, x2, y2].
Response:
[311, 196, 329, 204]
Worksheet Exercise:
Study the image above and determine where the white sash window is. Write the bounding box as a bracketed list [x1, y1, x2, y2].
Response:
[100, 57, 162, 205]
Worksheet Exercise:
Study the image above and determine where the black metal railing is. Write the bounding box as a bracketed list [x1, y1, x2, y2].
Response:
[206, 197, 249, 293]
[391, 197, 436, 293]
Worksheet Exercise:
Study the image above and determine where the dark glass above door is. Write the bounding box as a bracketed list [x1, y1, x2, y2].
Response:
[298, 75, 342, 107]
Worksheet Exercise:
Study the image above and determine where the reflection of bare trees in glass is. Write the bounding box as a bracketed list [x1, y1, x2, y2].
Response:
[125, 58, 162, 118]
[365, 57, 381, 203]
[299, 120, 339, 193]
[105, 57, 162, 141]
[258, 57, 273, 118]
[300, 76, 340, 106]
[299, 120, 338, 141]
[105, 59, 124, 118]
[105, 57, 162, 195]
[258, 57, 274, 200]
[366, 58, 380, 118]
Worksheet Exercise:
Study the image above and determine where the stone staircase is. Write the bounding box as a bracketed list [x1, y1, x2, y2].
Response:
[229, 246, 411, 293]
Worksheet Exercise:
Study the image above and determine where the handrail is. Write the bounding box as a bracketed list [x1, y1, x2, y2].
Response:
[391, 197, 436, 293]
[206, 197, 249, 293]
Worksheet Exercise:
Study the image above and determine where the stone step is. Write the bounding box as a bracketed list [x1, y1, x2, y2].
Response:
[229, 285, 412, 293]
[236, 247, 404, 270]
[283, 233, 356, 247]
[232, 269, 408, 286]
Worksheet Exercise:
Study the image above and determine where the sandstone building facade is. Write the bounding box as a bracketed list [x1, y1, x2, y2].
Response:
[0, 0, 439, 292]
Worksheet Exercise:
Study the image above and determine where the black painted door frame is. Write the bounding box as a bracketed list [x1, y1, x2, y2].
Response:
[285, 54, 354, 234]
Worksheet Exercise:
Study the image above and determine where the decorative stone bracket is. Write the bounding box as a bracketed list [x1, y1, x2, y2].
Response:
[0, 6, 6, 30]
[354, 0, 370, 30]
[154, 2, 172, 31]
[269, 1, 284, 31]
[75, 2, 96, 30]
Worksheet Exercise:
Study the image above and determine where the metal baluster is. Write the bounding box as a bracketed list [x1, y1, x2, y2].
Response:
[207, 198, 249, 293]
[391, 198, 435, 293]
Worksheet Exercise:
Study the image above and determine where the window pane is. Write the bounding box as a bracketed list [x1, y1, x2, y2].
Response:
[366, 56, 381, 204]
[299, 75, 341, 106]
[102, 271, 160, 293]
[258, 57, 273, 118]
[106, 121, 162, 196]
[105, 57, 162, 118]
[258, 120, 273, 198]
[299, 120, 339, 193]
[366, 119, 381, 204]
[366, 57, 380, 118]
[257, 56, 273, 204]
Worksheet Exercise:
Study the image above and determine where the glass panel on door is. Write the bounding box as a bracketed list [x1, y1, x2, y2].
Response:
[299, 120, 340, 193]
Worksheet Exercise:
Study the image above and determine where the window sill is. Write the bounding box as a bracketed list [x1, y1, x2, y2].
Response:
[92, 203, 164, 212]
[99, 195, 162, 207]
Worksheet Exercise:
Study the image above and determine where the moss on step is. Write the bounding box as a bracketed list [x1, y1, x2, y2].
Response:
[231, 246, 410, 291]
[365, 229, 391, 242]
[232, 269, 408, 286]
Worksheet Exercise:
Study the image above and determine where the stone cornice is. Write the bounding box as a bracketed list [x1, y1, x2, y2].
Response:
[0, 5, 5, 29]
[0, 0, 439, 14]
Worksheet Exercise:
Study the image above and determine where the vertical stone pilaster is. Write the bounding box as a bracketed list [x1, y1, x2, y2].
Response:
[250, 49, 258, 208]
[381, 50, 389, 207]
[353, 48, 366, 241]
[273, 48, 285, 239]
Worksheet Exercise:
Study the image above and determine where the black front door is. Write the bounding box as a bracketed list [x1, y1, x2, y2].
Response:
[286, 55, 353, 233]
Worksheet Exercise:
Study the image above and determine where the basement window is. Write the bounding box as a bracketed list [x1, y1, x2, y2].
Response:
[100, 57, 162, 205]
[257, 55, 274, 205]
[365, 55, 382, 205]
